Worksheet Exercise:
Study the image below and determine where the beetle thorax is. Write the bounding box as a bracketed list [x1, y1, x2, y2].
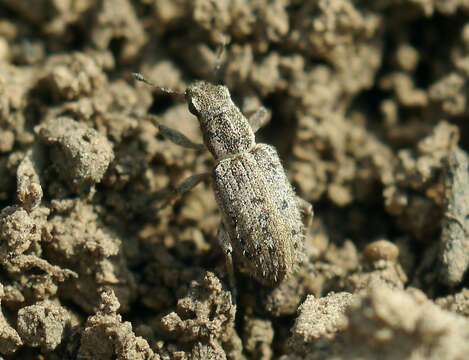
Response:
[186, 81, 255, 159]
[200, 107, 255, 159]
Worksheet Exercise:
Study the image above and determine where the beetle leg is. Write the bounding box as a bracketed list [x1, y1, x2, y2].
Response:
[147, 114, 205, 151]
[217, 224, 237, 303]
[248, 107, 270, 133]
[151, 173, 210, 210]
[297, 196, 313, 228]
[173, 172, 210, 196]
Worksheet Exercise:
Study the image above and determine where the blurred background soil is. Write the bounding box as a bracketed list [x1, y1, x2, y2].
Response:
[0, 0, 469, 359]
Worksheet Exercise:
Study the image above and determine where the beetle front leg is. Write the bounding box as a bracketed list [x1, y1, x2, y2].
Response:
[217, 224, 237, 303]
[297, 196, 313, 228]
[248, 107, 270, 133]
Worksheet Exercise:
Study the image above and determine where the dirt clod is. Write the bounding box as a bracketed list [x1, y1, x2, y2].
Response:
[36, 117, 114, 192]
[0, 1, 469, 358]
[16, 300, 70, 351]
[438, 148, 469, 286]
[0, 284, 22, 355]
[78, 288, 155, 360]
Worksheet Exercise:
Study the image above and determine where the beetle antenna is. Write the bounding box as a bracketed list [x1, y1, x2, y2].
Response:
[132, 72, 185, 99]
[213, 37, 227, 75]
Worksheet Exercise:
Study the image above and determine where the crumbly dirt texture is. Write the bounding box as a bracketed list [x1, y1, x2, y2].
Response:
[0, 1, 469, 359]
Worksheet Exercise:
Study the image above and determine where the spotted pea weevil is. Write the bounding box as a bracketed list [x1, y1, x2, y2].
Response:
[133, 73, 313, 289]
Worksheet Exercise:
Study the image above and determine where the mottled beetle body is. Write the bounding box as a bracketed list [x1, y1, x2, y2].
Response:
[186, 81, 306, 286]
[213, 145, 304, 285]
[134, 75, 312, 287]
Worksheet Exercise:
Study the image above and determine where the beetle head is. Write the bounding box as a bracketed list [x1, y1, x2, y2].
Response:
[186, 81, 230, 119]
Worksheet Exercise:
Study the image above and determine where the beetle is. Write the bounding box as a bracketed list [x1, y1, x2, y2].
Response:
[134, 74, 313, 289]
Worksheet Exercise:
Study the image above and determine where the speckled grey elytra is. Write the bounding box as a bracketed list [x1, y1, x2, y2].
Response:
[134, 74, 313, 288]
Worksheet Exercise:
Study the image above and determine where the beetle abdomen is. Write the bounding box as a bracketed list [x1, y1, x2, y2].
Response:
[213, 144, 303, 286]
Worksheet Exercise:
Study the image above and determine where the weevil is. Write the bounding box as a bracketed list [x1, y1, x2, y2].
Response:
[134, 73, 313, 288]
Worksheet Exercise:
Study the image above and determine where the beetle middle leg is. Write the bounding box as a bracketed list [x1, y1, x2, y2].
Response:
[147, 114, 205, 151]
[152, 172, 210, 210]
[172, 172, 211, 196]
[248, 107, 270, 133]
[297, 196, 313, 227]
[155, 172, 210, 204]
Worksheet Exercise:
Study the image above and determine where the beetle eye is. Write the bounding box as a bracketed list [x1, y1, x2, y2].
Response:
[188, 99, 198, 116]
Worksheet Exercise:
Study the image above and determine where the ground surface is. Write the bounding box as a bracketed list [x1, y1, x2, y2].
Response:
[0, 1, 469, 359]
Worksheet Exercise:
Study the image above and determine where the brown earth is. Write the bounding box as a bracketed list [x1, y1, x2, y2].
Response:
[0, 1, 469, 359]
